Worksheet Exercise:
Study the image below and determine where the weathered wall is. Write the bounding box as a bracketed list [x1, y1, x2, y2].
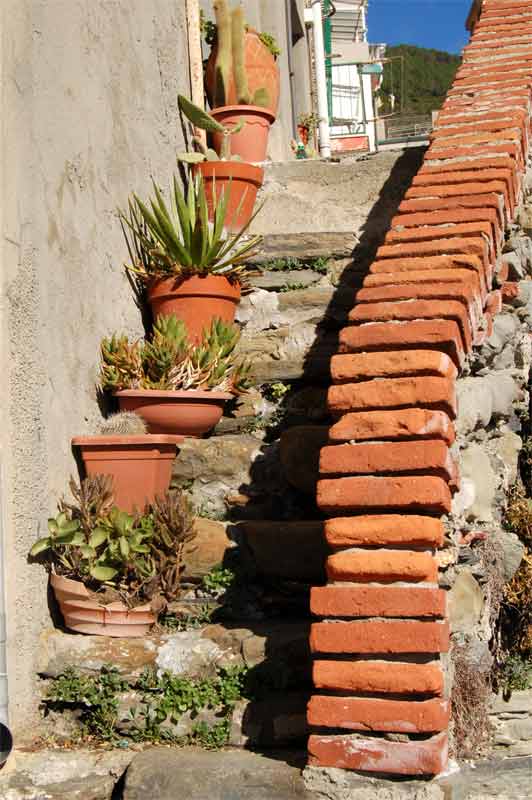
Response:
[0, 0, 190, 736]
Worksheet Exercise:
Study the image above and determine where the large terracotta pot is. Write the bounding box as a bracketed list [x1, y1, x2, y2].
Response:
[205, 30, 280, 116]
[72, 435, 182, 513]
[51, 574, 155, 637]
[148, 275, 241, 344]
[210, 105, 275, 163]
[197, 161, 263, 233]
[116, 390, 232, 437]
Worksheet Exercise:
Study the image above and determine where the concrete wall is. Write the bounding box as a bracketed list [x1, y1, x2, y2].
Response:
[0, 0, 190, 737]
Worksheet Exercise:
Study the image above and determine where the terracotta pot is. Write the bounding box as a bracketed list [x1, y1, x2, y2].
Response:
[197, 161, 263, 233]
[147, 275, 241, 344]
[51, 574, 155, 637]
[72, 435, 182, 513]
[210, 105, 275, 163]
[205, 30, 280, 116]
[116, 390, 232, 437]
[297, 125, 310, 146]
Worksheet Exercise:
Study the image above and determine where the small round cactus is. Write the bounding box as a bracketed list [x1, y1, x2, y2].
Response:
[99, 412, 147, 436]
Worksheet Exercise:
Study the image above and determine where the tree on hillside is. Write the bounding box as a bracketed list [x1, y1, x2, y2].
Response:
[378, 44, 461, 117]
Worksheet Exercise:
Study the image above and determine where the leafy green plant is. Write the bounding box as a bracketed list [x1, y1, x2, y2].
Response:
[298, 111, 322, 132]
[46, 665, 128, 741]
[29, 477, 195, 607]
[100, 315, 251, 396]
[201, 565, 235, 595]
[121, 171, 261, 282]
[258, 31, 280, 59]
[264, 382, 291, 403]
[500, 654, 532, 696]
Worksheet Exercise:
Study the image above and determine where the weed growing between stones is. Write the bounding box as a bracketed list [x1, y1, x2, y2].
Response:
[201, 565, 236, 595]
[499, 484, 532, 661]
[451, 644, 492, 759]
[45, 663, 248, 748]
[499, 653, 532, 696]
[259, 256, 328, 274]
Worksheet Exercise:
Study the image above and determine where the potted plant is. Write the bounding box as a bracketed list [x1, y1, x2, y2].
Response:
[72, 412, 182, 514]
[297, 112, 321, 147]
[99, 314, 250, 437]
[29, 476, 196, 637]
[122, 171, 261, 339]
[202, 0, 279, 162]
[203, 3, 281, 117]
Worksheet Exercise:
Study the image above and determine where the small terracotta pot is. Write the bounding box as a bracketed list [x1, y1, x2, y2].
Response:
[210, 105, 275, 163]
[297, 125, 310, 146]
[197, 161, 263, 233]
[147, 275, 241, 344]
[205, 30, 280, 116]
[51, 574, 155, 637]
[116, 390, 232, 437]
[72, 435, 182, 513]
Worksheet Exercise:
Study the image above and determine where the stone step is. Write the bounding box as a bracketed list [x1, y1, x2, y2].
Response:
[38, 621, 311, 684]
[0, 748, 133, 800]
[249, 231, 358, 264]
[122, 748, 312, 800]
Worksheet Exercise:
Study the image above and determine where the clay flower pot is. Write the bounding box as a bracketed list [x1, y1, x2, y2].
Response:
[116, 390, 232, 437]
[197, 161, 263, 233]
[72, 435, 182, 513]
[205, 30, 280, 116]
[210, 105, 276, 163]
[147, 275, 241, 344]
[51, 574, 155, 637]
[297, 125, 310, 146]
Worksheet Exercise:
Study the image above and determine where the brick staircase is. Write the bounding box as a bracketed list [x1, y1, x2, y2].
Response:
[308, 0, 532, 777]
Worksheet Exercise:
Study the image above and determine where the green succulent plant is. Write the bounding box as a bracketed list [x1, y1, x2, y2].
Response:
[120, 171, 261, 282]
[29, 476, 196, 607]
[177, 96, 244, 162]
[100, 315, 250, 396]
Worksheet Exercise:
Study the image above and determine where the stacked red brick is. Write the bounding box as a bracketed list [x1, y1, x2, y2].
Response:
[308, 0, 531, 777]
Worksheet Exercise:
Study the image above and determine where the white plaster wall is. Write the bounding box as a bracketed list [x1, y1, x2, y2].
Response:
[0, 0, 190, 737]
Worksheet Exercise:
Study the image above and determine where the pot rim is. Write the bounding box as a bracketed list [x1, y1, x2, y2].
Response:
[72, 434, 183, 447]
[116, 389, 233, 401]
[198, 161, 264, 183]
[148, 274, 242, 288]
[210, 104, 276, 123]
[50, 573, 153, 614]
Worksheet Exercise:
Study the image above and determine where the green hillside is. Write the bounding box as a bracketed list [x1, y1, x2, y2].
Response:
[378, 44, 461, 116]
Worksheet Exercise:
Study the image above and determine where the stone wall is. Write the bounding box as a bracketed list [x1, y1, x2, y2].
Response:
[0, 0, 190, 736]
[306, 0, 532, 779]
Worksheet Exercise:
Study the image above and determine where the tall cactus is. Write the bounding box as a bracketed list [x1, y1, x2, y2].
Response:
[212, 0, 272, 109]
[231, 5, 250, 105]
[213, 0, 232, 107]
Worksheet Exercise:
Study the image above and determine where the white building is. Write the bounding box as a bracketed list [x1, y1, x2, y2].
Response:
[325, 0, 385, 153]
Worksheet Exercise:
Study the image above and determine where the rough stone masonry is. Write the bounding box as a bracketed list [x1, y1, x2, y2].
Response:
[308, 0, 532, 778]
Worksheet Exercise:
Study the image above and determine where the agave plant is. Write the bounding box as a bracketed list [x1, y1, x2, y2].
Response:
[120, 170, 261, 282]
[29, 476, 196, 606]
[99, 315, 250, 395]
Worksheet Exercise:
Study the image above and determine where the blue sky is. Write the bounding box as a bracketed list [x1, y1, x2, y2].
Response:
[368, 0, 472, 54]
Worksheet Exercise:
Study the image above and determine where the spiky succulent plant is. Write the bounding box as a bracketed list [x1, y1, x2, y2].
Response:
[120, 171, 261, 282]
[99, 315, 250, 396]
